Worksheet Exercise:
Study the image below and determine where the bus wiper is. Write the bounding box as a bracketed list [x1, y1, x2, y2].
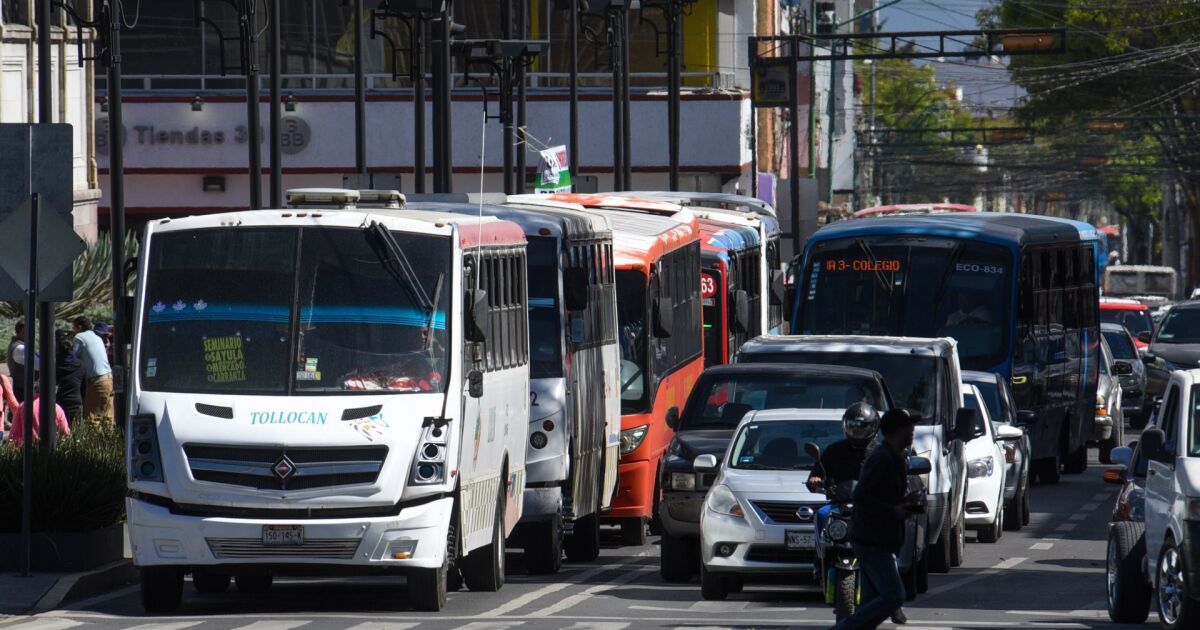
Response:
[366, 221, 436, 325]
[856, 239, 892, 296]
[425, 273, 444, 352]
[931, 243, 966, 312]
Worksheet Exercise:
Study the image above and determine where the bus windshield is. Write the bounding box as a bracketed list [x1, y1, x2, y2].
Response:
[616, 270, 649, 413]
[527, 236, 563, 379]
[741, 352, 939, 424]
[800, 237, 1013, 370]
[140, 227, 451, 395]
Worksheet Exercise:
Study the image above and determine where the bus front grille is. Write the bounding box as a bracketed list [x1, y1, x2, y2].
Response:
[206, 537, 361, 560]
[183, 444, 389, 491]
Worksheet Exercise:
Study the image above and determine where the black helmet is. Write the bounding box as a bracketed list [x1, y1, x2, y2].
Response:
[843, 402, 880, 442]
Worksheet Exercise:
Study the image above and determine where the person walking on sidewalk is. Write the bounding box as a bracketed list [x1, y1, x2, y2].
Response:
[71, 316, 114, 425]
[55, 329, 85, 426]
[833, 408, 919, 630]
[7, 320, 30, 402]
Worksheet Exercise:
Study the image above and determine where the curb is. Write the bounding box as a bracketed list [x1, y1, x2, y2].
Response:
[32, 560, 138, 613]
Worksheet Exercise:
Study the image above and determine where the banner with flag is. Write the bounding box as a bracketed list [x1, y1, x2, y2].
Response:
[535, 145, 572, 194]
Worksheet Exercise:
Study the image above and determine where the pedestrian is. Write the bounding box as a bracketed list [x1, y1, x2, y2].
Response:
[55, 329, 85, 426]
[6, 320, 30, 402]
[7, 383, 71, 447]
[833, 408, 920, 630]
[0, 372, 18, 432]
[71, 316, 114, 425]
[94, 322, 114, 365]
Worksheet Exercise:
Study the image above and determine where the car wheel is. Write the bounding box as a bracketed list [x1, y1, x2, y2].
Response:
[525, 514, 563, 575]
[699, 565, 728, 601]
[916, 548, 930, 593]
[191, 570, 229, 594]
[950, 520, 966, 567]
[928, 529, 952, 574]
[902, 563, 918, 601]
[140, 566, 184, 614]
[978, 506, 1002, 543]
[1037, 456, 1061, 484]
[1021, 482, 1032, 526]
[1157, 538, 1199, 629]
[1106, 521, 1150, 624]
[660, 533, 697, 583]
[834, 567, 857, 621]
[1063, 446, 1088, 474]
[1004, 487, 1023, 532]
[1099, 438, 1116, 465]
[620, 518, 648, 546]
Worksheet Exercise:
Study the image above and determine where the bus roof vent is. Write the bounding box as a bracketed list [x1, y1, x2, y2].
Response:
[356, 189, 407, 208]
[286, 188, 360, 208]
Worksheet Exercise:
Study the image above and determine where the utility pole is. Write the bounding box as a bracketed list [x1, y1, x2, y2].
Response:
[36, 0, 56, 451]
[569, 0, 579, 181]
[645, 0, 693, 191]
[242, 0, 262, 208]
[516, 0, 528, 193]
[502, 1, 514, 194]
[432, 3, 454, 192]
[608, 5, 625, 191]
[101, 0, 127, 450]
[269, 0, 282, 207]
[620, 7, 632, 189]
[354, 0, 367, 178]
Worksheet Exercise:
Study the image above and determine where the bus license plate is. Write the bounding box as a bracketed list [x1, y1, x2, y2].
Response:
[262, 525, 304, 546]
[786, 530, 815, 550]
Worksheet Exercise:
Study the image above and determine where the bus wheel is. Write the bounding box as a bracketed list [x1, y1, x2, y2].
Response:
[525, 514, 563, 575]
[462, 485, 507, 592]
[1063, 446, 1089, 474]
[621, 518, 648, 546]
[1036, 456, 1061, 484]
[409, 551, 449, 611]
[140, 566, 183, 614]
[565, 511, 601, 562]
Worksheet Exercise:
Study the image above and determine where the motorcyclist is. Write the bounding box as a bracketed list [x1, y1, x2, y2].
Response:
[806, 402, 880, 493]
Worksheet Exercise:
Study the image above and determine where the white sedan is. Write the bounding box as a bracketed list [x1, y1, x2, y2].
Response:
[962, 384, 1022, 542]
[696, 408, 841, 600]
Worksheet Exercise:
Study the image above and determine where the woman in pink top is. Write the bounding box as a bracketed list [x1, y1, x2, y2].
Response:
[8, 383, 71, 446]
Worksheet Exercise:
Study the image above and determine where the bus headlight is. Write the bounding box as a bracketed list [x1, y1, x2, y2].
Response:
[967, 457, 994, 478]
[409, 423, 449, 486]
[620, 425, 649, 455]
[130, 414, 163, 482]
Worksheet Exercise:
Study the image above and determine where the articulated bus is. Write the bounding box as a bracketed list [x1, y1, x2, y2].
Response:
[699, 217, 763, 366]
[531, 195, 704, 544]
[792, 213, 1102, 482]
[614, 191, 786, 334]
[404, 197, 620, 573]
[127, 190, 529, 612]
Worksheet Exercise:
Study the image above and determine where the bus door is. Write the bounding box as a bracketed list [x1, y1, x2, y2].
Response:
[701, 266, 725, 366]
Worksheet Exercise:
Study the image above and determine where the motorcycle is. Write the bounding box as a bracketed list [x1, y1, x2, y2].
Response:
[805, 442, 861, 621]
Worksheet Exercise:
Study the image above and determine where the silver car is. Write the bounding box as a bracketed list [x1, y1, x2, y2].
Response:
[1102, 323, 1148, 426]
[1095, 337, 1126, 465]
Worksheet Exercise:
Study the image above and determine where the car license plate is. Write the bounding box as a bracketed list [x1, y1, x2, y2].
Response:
[786, 530, 815, 550]
[262, 525, 304, 546]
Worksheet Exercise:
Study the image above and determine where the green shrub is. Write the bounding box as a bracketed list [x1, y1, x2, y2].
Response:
[0, 423, 127, 533]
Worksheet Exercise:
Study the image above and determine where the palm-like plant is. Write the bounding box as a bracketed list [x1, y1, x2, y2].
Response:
[0, 232, 138, 321]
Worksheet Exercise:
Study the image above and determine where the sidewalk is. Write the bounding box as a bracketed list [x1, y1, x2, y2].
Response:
[0, 527, 136, 615]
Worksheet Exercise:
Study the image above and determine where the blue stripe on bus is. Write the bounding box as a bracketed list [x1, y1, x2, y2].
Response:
[147, 304, 290, 324]
[529, 297, 556, 308]
[300, 306, 447, 329]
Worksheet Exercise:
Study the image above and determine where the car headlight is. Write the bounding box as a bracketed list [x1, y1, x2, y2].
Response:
[670, 472, 697, 491]
[620, 424, 649, 455]
[706, 484, 744, 518]
[826, 518, 849, 542]
[967, 457, 994, 479]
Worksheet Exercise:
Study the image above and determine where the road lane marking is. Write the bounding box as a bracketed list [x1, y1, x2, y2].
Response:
[923, 556, 1026, 597]
[560, 624, 630, 630]
[123, 624, 205, 630]
[689, 601, 749, 612]
[230, 623, 310, 630]
[1091, 491, 1111, 501]
[1055, 523, 1077, 532]
[476, 549, 655, 618]
[453, 623, 524, 630]
[3, 621, 84, 630]
[532, 565, 657, 617]
[1079, 503, 1100, 512]
[1031, 542, 1054, 550]
[1068, 514, 1087, 521]
[344, 624, 419, 630]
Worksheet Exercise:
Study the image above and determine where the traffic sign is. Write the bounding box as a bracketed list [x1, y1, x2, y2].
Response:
[0, 124, 84, 301]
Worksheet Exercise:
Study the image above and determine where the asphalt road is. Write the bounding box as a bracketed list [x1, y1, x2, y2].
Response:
[1, 450, 1135, 630]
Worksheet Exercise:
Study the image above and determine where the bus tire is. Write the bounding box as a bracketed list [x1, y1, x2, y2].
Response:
[191, 569, 229, 594]
[409, 550, 450, 611]
[140, 566, 183, 614]
[660, 533, 696, 583]
[525, 514, 563, 575]
[1037, 456, 1061, 484]
[1063, 445, 1088, 474]
[234, 574, 272, 593]
[462, 484, 507, 592]
[621, 518, 648, 546]
[565, 511, 601, 562]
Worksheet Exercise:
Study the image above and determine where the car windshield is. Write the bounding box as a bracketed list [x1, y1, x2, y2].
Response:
[799, 236, 1013, 370]
[1102, 330, 1138, 360]
[741, 352, 939, 424]
[680, 373, 885, 431]
[616, 270, 648, 413]
[527, 236, 563, 379]
[969, 379, 1004, 424]
[1156, 308, 1200, 344]
[1190, 385, 1200, 457]
[729, 420, 844, 470]
[139, 227, 451, 395]
[1100, 308, 1153, 337]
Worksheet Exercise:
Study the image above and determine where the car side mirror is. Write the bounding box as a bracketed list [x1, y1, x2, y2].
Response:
[1113, 361, 1134, 376]
[1140, 428, 1169, 463]
[466, 289, 488, 343]
[468, 369, 483, 398]
[1142, 353, 1157, 365]
[1137, 331, 1152, 344]
[953, 408, 978, 441]
[1015, 410, 1037, 426]
[995, 424, 1023, 440]
[769, 269, 786, 306]
[734, 290, 751, 333]
[803, 441, 822, 462]
[665, 407, 680, 431]
[693, 453, 719, 473]
[906, 456, 932, 475]
[1110, 446, 1133, 469]
[563, 268, 589, 311]
[654, 297, 674, 338]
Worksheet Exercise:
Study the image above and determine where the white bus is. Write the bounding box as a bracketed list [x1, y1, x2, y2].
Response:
[1103, 264, 1178, 305]
[127, 191, 529, 612]
[405, 196, 621, 573]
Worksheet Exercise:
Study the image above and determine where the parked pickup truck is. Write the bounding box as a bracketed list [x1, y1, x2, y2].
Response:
[1107, 368, 1200, 628]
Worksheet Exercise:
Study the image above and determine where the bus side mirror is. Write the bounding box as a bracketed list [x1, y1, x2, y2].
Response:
[654, 297, 674, 338]
[468, 369, 484, 398]
[734, 290, 751, 333]
[665, 406, 680, 430]
[563, 268, 589, 311]
[466, 290, 489, 342]
[769, 270, 785, 306]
